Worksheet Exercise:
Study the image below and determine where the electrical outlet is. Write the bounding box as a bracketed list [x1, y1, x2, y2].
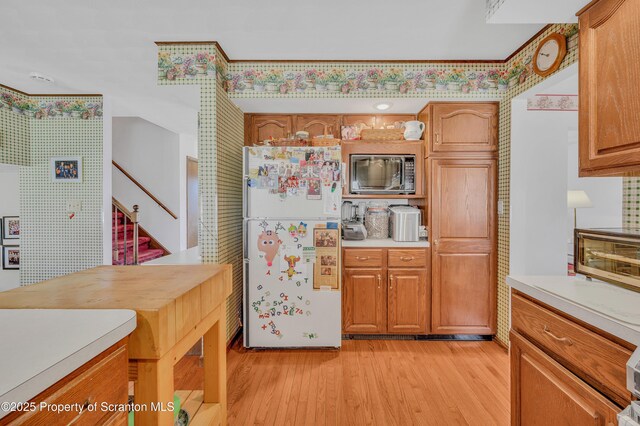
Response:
[497, 200, 504, 215]
[66, 200, 82, 213]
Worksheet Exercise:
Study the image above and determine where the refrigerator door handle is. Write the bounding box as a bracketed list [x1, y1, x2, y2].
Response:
[242, 176, 250, 218]
[243, 258, 250, 347]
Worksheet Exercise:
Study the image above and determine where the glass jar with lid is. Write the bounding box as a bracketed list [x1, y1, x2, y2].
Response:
[365, 201, 389, 239]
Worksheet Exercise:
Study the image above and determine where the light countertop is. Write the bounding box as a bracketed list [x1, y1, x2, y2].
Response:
[342, 238, 430, 248]
[507, 275, 640, 344]
[144, 246, 201, 265]
[0, 309, 136, 418]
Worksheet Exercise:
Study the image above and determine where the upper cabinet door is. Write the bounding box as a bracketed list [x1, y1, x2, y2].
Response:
[295, 115, 340, 138]
[252, 115, 293, 145]
[578, 0, 640, 176]
[430, 103, 498, 153]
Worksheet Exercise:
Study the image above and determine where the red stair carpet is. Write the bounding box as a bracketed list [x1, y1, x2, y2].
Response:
[112, 211, 164, 265]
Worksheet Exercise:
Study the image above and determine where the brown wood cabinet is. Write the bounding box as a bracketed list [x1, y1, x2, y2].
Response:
[244, 114, 416, 145]
[342, 248, 429, 334]
[430, 157, 497, 335]
[388, 268, 428, 334]
[578, 0, 640, 176]
[295, 115, 340, 139]
[249, 115, 293, 145]
[510, 330, 620, 426]
[0, 339, 129, 426]
[427, 102, 498, 154]
[342, 267, 386, 333]
[510, 291, 636, 424]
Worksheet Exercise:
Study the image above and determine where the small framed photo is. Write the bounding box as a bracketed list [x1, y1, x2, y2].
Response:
[2, 246, 20, 270]
[2, 216, 19, 240]
[51, 156, 82, 182]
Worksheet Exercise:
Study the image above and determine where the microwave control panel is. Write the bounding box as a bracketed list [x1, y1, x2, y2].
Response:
[404, 160, 415, 191]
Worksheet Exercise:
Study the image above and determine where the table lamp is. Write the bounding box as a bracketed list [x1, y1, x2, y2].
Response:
[567, 190, 592, 229]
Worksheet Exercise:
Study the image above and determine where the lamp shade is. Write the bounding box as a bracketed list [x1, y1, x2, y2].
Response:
[567, 190, 592, 209]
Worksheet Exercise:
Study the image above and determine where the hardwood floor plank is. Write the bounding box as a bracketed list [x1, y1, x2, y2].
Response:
[174, 339, 510, 425]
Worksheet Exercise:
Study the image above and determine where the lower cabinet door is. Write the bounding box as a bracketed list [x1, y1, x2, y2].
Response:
[510, 330, 620, 426]
[343, 268, 386, 333]
[387, 268, 428, 334]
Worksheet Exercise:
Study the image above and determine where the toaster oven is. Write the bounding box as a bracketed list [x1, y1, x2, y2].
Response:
[574, 228, 640, 292]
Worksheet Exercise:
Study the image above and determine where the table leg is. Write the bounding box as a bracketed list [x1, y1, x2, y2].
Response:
[203, 302, 227, 425]
[134, 357, 175, 425]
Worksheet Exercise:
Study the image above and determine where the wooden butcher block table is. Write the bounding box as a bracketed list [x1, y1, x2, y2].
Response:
[0, 265, 232, 426]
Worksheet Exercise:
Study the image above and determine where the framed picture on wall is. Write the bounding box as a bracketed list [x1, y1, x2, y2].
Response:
[50, 156, 82, 182]
[2, 216, 19, 240]
[2, 246, 20, 270]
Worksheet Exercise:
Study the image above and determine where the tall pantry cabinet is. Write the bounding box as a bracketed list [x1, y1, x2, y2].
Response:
[419, 102, 498, 335]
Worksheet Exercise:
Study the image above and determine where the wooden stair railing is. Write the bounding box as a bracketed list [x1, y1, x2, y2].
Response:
[112, 160, 178, 219]
[112, 199, 140, 265]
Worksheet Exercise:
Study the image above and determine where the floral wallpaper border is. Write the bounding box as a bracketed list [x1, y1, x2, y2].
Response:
[0, 89, 103, 120]
[156, 24, 578, 99]
[157, 49, 226, 84]
[527, 94, 578, 111]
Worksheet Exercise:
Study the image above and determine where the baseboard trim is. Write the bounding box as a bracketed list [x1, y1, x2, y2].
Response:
[342, 334, 493, 341]
[493, 336, 509, 352]
[227, 327, 243, 352]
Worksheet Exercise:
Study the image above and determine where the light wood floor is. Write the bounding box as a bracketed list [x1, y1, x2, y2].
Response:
[175, 339, 510, 425]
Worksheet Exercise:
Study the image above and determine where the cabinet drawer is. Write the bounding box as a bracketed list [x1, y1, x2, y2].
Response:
[9, 346, 128, 426]
[343, 249, 385, 268]
[511, 294, 632, 404]
[388, 249, 427, 268]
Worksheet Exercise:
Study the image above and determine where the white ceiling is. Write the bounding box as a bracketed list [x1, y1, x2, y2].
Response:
[487, 0, 590, 24]
[0, 0, 549, 133]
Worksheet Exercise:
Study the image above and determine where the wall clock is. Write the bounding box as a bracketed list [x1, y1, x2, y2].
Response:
[532, 33, 567, 77]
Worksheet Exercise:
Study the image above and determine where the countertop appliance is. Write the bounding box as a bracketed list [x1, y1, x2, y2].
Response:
[343, 221, 367, 240]
[574, 228, 640, 292]
[349, 154, 415, 195]
[389, 206, 421, 242]
[243, 146, 342, 348]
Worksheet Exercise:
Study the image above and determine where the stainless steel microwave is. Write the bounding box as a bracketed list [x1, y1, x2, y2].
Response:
[349, 154, 416, 195]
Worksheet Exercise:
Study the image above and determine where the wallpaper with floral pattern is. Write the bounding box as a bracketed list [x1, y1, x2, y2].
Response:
[156, 24, 579, 100]
[0, 88, 103, 120]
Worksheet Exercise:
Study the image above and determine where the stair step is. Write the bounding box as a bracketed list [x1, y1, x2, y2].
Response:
[114, 236, 151, 250]
[112, 248, 165, 265]
[113, 224, 135, 236]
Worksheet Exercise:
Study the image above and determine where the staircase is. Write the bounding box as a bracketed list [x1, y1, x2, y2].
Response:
[112, 201, 167, 265]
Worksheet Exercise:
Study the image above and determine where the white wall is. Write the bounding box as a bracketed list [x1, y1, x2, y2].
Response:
[112, 117, 196, 253]
[178, 133, 198, 251]
[510, 99, 573, 275]
[510, 64, 622, 276]
[567, 131, 622, 255]
[0, 165, 21, 290]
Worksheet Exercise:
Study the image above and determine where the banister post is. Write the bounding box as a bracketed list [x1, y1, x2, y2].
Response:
[132, 205, 140, 265]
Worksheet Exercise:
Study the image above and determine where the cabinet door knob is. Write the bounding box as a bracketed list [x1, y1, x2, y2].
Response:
[433, 240, 439, 246]
[389, 274, 394, 290]
[355, 256, 370, 261]
[377, 274, 382, 289]
[435, 133, 440, 144]
[400, 256, 415, 261]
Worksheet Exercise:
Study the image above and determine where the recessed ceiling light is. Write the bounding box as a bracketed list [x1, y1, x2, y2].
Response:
[375, 102, 392, 111]
[29, 72, 54, 84]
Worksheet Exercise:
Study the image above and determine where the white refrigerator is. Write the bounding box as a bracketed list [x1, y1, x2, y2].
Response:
[243, 146, 342, 348]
